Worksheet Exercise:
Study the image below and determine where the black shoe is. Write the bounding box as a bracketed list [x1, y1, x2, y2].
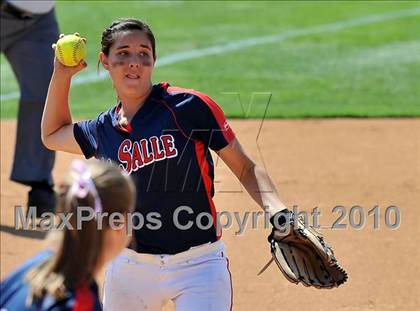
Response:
[27, 186, 57, 218]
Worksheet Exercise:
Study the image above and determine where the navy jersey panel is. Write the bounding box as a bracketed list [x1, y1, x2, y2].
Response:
[0, 250, 101, 311]
[0, 251, 51, 310]
[163, 85, 235, 151]
[73, 82, 235, 254]
[73, 113, 107, 159]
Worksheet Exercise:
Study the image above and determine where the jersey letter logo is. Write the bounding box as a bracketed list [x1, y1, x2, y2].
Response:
[118, 134, 178, 174]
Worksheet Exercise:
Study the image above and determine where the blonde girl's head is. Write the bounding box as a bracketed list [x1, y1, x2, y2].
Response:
[26, 160, 135, 302]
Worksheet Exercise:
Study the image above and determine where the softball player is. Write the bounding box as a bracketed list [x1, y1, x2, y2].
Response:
[0, 160, 135, 310]
[41, 18, 289, 310]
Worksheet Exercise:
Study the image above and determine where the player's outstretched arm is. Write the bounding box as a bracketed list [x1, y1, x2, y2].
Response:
[41, 37, 87, 154]
[217, 138, 288, 217]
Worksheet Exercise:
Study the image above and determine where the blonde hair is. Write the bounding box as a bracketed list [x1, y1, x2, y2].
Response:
[26, 160, 135, 302]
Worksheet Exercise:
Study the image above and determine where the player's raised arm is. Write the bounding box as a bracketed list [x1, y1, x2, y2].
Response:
[41, 34, 87, 154]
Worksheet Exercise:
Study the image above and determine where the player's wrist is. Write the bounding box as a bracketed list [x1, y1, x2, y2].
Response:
[52, 65, 75, 80]
[53, 64, 72, 78]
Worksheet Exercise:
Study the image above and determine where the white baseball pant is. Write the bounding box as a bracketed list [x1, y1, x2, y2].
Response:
[103, 240, 233, 311]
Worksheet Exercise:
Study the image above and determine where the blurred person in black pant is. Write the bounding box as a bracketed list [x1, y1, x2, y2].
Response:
[1, 0, 59, 217]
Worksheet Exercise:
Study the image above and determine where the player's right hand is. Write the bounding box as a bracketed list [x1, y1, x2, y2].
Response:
[51, 34, 87, 77]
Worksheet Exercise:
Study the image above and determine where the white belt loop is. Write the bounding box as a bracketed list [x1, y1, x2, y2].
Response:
[121, 240, 225, 266]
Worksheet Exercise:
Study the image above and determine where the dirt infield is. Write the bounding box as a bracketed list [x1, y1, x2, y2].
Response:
[1, 119, 419, 310]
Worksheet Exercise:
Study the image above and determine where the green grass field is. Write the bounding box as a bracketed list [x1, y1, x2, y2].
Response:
[1, 1, 420, 119]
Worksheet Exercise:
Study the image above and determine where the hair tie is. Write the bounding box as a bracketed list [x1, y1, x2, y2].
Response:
[69, 160, 102, 214]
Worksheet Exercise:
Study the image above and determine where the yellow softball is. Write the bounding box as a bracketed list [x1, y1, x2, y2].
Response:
[55, 33, 87, 67]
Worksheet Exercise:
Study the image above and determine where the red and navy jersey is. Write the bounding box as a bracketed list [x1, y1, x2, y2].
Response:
[73, 82, 235, 254]
[0, 250, 102, 311]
